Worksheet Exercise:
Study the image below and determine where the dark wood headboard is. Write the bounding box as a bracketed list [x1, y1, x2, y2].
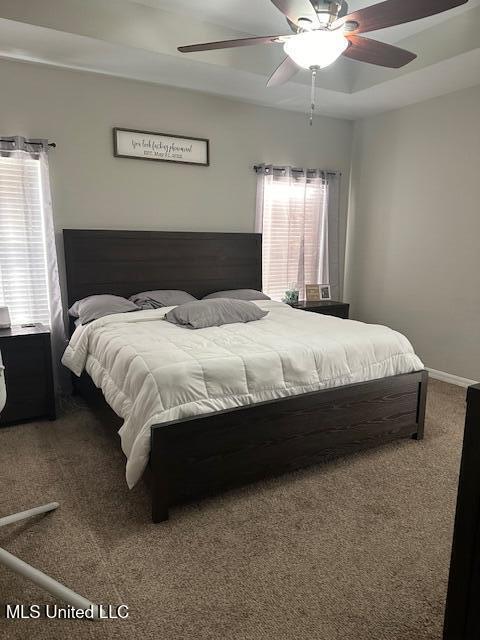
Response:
[63, 229, 262, 306]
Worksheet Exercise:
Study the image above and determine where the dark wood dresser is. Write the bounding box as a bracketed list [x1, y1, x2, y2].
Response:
[0, 324, 56, 426]
[293, 300, 350, 319]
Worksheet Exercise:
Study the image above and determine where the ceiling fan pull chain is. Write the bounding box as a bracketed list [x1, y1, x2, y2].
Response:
[309, 66, 318, 126]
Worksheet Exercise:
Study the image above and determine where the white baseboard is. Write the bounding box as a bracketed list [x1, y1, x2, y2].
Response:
[427, 368, 478, 388]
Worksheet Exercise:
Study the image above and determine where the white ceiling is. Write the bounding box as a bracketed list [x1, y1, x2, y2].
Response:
[129, 0, 480, 43]
[0, 0, 479, 120]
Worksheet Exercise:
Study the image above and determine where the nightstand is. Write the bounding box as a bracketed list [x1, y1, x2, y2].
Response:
[0, 324, 56, 425]
[293, 300, 350, 319]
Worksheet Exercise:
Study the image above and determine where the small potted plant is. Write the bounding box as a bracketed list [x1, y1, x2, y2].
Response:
[282, 284, 299, 305]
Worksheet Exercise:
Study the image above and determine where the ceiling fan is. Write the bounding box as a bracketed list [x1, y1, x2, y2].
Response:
[178, 0, 468, 123]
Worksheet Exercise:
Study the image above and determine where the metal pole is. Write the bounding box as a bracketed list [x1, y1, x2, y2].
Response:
[0, 547, 99, 616]
[0, 503, 99, 618]
[0, 502, 59, 528]
[0, 138, 56, 148]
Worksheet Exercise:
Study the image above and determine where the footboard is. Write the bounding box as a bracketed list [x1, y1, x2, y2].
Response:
[150, 370, 428, 522]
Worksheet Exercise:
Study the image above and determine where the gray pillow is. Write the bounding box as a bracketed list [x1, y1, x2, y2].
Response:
[203, 289, 270, 301]
[165, 298, 268, 329]
[129, 290, 197, 309]
[68, 294, 140, 325]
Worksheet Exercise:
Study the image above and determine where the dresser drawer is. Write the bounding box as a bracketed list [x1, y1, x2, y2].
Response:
[0, 326, 55, 425]
[314, 306, 349, 319]
[294, 301, 350, 319]
[0, 384, 50, 423]
[1, 336, 47, 379]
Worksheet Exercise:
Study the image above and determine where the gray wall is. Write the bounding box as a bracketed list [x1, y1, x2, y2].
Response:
[4, 58, 477, 380]
[0, 58, 353, 295]
[345, 84, 480, 381]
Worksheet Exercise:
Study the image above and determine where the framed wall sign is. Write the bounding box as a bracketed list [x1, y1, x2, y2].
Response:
[113, 128, 209, 166]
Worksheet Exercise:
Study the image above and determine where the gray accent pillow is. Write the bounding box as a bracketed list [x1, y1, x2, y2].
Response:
[203, 289, 270, 301]
[129, 290, 197, 309]
[165, 298, 268, 329]
[68, 295, 140, 324]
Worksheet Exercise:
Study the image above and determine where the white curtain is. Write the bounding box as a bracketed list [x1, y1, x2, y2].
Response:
[0, 136, 66, 392]
[255, 165, 341, 300]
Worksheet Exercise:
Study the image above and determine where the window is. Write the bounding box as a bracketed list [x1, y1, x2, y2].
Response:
[0, 155, 51, 325]
[256, 167, 331, 301]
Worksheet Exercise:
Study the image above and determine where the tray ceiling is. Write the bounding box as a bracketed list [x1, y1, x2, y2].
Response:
[0, 0, 478, 119]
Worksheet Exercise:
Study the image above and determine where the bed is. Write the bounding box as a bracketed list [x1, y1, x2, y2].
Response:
[63, 229, 428, 522]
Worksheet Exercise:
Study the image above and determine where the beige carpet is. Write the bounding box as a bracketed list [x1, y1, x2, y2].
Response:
[0, 380, 466, 640]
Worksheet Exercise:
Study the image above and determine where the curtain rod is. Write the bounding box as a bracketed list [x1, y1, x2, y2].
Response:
[0, 138, 56, 148]
[254, 165, 340, 176]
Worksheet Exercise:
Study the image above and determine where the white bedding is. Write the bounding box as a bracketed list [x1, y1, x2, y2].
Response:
[62, 300, 424, 488]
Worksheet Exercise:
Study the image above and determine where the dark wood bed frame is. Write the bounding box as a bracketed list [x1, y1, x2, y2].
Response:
[63, 229, 428, 522]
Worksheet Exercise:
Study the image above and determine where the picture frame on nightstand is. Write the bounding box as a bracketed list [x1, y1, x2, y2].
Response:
[306, 284, 332, 302]
[305, 284, 321, 302]
[320, 284, 331, 301]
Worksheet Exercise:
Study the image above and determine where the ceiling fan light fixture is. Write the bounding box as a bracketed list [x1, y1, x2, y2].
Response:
[283, 29, 348, 69]
[316, 12, 333, 26]
[297, 17, 313, 30]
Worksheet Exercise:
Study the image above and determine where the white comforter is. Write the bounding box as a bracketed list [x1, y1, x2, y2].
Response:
[62, 301, 423, 487]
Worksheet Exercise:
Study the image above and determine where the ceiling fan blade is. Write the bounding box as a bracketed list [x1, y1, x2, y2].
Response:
[178, 35, 286, 53]
[270, 0, 320, 27]
[337, 0, 468, 34]
[267, 56, 301, 87]
[343, 35, 417, 68]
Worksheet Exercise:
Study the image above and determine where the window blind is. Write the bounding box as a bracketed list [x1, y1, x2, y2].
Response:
[259, 173, 328, 300]
[0, 155, 51, 326]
